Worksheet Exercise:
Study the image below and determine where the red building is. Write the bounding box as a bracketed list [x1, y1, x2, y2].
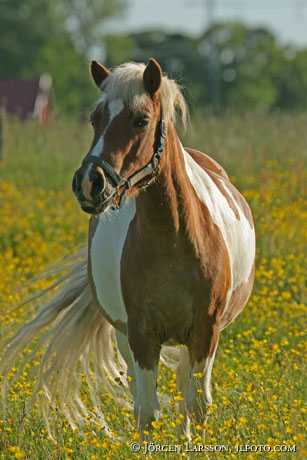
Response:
[0, 74, 52, 122]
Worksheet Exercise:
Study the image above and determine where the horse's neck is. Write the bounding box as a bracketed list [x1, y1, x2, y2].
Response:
[135, 124, 195, 236]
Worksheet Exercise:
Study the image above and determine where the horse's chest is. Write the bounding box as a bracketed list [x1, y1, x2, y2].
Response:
[122, 233, 205, 343]
[88, 200, 136, 324]
[88, 200, 198, 336]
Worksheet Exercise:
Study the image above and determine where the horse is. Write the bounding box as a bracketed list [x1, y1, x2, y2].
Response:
[1, 58, 255, 439]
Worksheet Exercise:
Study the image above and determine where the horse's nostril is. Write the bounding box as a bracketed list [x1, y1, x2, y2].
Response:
[91, 169, 105, 197]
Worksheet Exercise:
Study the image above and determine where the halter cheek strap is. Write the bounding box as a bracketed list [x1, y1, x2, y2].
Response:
[125, 118, 166, 189]
[81, 115, 167, 207]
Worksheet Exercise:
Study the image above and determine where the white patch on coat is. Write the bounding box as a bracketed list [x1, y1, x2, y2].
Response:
[115, 330, 137, 398]
[184, 349, 216, 417]
[81, 98, 124, 197]
[90, 136, 103, 158]
[134, 364, 160, 429]
[202, 350, 216, 404]
[182, 147, 255, 313]
[90, 99, 124, 159]
[90, 198, 136, 323]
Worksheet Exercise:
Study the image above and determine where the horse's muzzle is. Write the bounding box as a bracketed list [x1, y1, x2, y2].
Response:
[72, 167, 115, 215]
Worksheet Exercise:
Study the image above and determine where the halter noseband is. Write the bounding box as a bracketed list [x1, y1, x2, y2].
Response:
[80, 114, 167, 209]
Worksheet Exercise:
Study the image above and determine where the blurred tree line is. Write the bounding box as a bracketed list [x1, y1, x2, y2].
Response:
[1, 0, 307, 115]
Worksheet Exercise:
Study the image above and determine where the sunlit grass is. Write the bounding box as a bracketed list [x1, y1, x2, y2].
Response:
[0, 114, 306, 459]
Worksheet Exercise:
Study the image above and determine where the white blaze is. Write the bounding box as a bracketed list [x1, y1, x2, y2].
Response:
[81, 98, 124, 198]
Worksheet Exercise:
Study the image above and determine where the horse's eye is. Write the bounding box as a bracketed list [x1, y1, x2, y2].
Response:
[134, 116, 149, 129]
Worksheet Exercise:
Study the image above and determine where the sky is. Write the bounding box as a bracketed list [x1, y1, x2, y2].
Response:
[108, 0, 307, 47]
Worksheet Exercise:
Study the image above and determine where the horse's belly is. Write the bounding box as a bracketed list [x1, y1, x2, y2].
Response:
[89, 199, 136, 324]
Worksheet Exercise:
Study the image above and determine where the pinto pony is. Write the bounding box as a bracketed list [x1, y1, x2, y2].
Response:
[1, 59, 255, 437]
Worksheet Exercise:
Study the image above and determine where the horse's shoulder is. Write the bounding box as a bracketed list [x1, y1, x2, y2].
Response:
[185, 147, 229, 180]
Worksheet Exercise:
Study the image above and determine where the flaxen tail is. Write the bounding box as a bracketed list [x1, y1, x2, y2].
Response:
[0, 248, 128, 436]
[0, 247, 179, 436]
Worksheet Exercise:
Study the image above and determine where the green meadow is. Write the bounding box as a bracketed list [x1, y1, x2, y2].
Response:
[0, 113, 306, 459]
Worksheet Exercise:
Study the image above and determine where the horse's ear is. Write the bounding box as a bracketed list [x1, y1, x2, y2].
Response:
[143, 58, 162, 97]
[90, 60, 110, 88]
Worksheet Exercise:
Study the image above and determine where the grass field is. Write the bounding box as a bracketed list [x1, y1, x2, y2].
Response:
[0, 113, 306, 459]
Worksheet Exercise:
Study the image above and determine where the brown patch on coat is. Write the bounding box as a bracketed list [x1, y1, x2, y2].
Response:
[220, 264, 255, 330]
[121, 124, 233, 369]
[90, 102, 110, 147]
[225, 180, 254, 228]
[101, 105, 153, 178]
[186, 148, 229, 179]
[87, 216, 126, 335]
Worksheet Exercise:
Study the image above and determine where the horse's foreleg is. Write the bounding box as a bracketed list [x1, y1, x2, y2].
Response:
[176, 346, 192, 439]
[115, 330, 137, 398]
[127, 323, 160, 433]
[134, 363, 160, 433]
[186, 349, 218, 423]
[186, 319, 220, 424]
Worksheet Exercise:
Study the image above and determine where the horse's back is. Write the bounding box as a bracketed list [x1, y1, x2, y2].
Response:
[185, 147, 229, 180]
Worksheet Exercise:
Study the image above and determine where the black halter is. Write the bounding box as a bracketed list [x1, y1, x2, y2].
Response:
[80, 114, 167, 209]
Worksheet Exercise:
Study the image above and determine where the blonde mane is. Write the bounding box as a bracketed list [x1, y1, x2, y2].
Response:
[100, 62, 188, 128]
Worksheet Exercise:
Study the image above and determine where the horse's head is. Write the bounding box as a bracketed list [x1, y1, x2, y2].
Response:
[72, 58, 170, 215]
